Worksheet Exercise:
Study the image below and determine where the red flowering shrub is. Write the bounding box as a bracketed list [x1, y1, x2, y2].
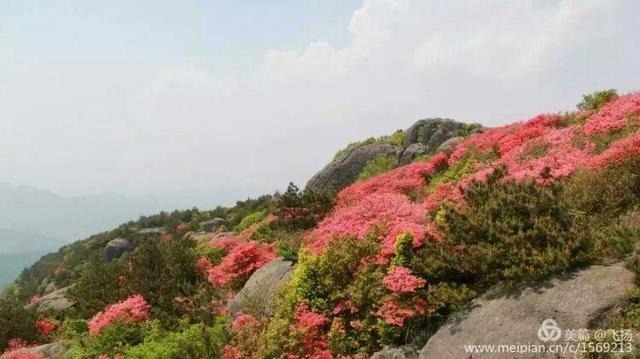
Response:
[583, 94, 640, 135]
[337, 153, 448, 205]
[34, 319, 59, 337]
[287, 302, 332, 359]
[375, 298, 418, 327]
[206, 240, 276, 287]
[1, 340, 43, 359]
[308, 192, 428, 262]
[1, 352, 44, 359]
[87, 294, 150, 336]
[382, 266, 426, 293]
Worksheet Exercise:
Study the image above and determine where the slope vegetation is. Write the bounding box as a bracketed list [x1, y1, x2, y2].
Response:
[2, 90, 640, 358]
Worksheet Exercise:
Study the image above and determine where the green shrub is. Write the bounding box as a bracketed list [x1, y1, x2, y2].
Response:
[426, 156, 476, 192]
[377, 130, 405, 146]
[0, 296, 39, 351]
[564, 157, 640, 225]
[123, 320, 227, 359]
[357, 155, 398, 182]
[235, 211, 267, 232]
[69, 255, 128, 319]
[577, 89, 618, 111]
[417, 167, 592, 288]
[59, 319, 89, 340]
[274, 183, 334, 230]
[63, 321, 149, 358]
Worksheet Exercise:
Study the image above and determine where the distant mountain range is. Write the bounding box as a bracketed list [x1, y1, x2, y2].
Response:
[0, 182, 244, 287]
[0, 251, 47, 289]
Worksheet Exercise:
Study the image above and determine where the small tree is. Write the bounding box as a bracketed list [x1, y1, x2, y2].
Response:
[577, 89, 618, 111]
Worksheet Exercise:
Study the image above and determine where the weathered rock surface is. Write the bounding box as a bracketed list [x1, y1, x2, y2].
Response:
[137, 227, 166, 235]
[421, 263, 635, 359]
[103, 237, 134, 261]
[371, 345, 419, 359]
[398, 143, 428, 166]
[305, 119, 480, 192]
[203, 217, 228, 232]
[0, 343, 64, 359]
[228, 257, 294, 317]
[306, 143, 400, 192]
[403, 118, 468, 151]
[43, 281, 57, 295]
[28, 286, 75, 313]
[436, 136, 465, 153]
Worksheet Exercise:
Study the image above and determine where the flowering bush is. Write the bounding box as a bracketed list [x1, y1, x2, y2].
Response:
[382, 266, 426, 293]
[34, 318, 59, 337]
[87, 295, 150, 336]
[205, 240, 276, 287]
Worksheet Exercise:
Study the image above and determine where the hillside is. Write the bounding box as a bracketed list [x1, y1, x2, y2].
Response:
[1, 90, 640, 358]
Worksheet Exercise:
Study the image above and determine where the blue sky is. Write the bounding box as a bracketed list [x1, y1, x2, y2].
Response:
[1, 0, 639, 205]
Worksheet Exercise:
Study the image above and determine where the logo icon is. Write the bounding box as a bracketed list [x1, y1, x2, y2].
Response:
[538, 319, 562, 342]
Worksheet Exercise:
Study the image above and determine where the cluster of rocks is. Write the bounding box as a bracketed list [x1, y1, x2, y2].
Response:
[305, 118, 481, 193]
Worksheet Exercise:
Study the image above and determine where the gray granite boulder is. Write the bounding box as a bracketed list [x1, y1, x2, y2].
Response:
[421, 263, 635, 358]
[398, 143, 428, 166]
[203, 217, 228, 232]
[305, 143, 400, 192]
[28, 286, 75, 313]
[103, 238, 134, 261]
[228, 257, 294, 317]
[436, 136, 465, 153]
[137, 227, 166, 235]
[403, 118, 467, 151]
[371, 345, 419, 358]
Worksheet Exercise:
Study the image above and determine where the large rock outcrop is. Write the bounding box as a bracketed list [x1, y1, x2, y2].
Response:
[402, 118, 469, 149]
[420, 263, 635, 359]
[228, 257, 294, 317]
[28, 286, 75, 313]
[306, 118, 481, 192]
[306, 143, 400, 193]
[103, 237, 134, 261]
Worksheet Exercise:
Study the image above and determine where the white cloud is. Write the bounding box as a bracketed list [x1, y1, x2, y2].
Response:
[2, 0, 637, 201]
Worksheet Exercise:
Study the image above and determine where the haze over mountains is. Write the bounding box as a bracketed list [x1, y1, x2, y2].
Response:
[0, 182, 253, 286]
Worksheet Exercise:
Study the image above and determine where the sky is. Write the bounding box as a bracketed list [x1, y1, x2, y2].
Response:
[1, 0, 639, 206]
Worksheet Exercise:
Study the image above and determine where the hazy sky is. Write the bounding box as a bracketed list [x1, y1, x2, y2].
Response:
[1, 0, 639, 202]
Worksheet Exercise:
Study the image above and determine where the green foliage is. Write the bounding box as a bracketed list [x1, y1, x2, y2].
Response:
[122, 320, 228, 359]
[418, 167, 592, 288]
[123, 237, 216, 328]
[564, 157, 640, 225]
[59, 319, 89, 340]
[64, 321, 148, 358]
[0, 296, 38, 351]
[357, 155, 398, 182]
[390, 232, 413, 267]
[576, 89, 618, 111]
[274, 183, 334, 230]
[235, 210, 267, 232]
[377, 130, 405, 147]
[69, 255, 128, 318]
[426, 155, 476, 192]
[453, 123, 482, 137]
[260, 237, 384, 357]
